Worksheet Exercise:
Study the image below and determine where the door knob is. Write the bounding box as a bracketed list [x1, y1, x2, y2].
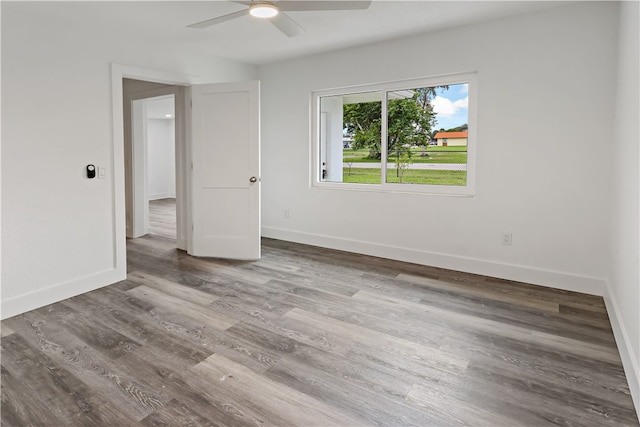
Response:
[249, 176, 258, 183]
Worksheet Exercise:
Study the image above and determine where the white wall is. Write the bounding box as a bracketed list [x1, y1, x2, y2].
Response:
[1, 3, 257, 318]
[259, 2, 618, 294]
[147, 118, 176, 200]
[607, 0, 640, 414]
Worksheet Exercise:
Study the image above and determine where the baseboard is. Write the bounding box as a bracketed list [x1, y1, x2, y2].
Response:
[148, 193, 176, 200]
[261, 226, 606, 296]
[603, 281, 640, 421]
[1, 267, 126, 320]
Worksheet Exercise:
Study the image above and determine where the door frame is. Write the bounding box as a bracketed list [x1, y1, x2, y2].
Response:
[111, 64, 195, 277]
[125, 89, 182, 243]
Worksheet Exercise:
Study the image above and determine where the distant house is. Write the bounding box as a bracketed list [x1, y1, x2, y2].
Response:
[434, 131, 468, 147]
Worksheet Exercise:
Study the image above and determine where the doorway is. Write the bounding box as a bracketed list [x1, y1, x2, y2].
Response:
[122, 78, 188, 249]
[112, 65, 261, 271]
[135, 95, 176, 240]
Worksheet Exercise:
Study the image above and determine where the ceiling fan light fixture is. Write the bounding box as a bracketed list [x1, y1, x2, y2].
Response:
[249, 3, 279, 19]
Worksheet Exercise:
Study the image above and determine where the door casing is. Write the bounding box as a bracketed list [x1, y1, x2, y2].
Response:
[112, 64, 193, 280]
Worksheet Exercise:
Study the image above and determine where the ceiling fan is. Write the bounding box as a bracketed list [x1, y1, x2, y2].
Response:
[187, 0, 372, 37]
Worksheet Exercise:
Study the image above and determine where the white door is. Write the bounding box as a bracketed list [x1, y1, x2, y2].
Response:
[189, 81, 260, 259]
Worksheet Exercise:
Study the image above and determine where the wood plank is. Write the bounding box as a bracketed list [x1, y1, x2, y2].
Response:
[1, 364, 72, 426]
[191, 353, 368, 426]
[179, 364, 293, 426]
[3, 313, 165, 422]
[282, 307, 469, 376]
[1, 333, 133, 426]
[140, 398, 215, 427]
[265, 355, 442, 426]
[405, 382, 525, 426]
[179, 256, 271, 286]
[148, 198, 177, 240]
[353, 289, 622, 364]
[1, 324, 15, 337]
[126, 285, 237, 331]
[440, 332, 631, 399]
[92, 286, 282, 374]
[397, 272, 560, 312]
[259, 278, 450, 347]
[127, 271, 220, 306]
[464, 360, 638, 426]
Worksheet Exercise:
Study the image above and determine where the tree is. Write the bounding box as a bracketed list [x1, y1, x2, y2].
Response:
[343, 101, 382, 159]
[445, 123, 468, 132]
[345, 159, 354, 176]
[343, 86, 446, 162]
[395, 151, 413, 182]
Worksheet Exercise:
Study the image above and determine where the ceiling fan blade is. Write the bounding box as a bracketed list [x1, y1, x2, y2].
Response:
[277, 1, 372, 12]
[187, 9, 249, 29]
[270, 11, 305, 37]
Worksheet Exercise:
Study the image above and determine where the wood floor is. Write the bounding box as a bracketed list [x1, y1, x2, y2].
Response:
[148, 198, 176, 240]
[1, 202, 638, 426]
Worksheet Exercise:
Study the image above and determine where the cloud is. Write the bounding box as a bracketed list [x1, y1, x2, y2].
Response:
[431, 96, 468, 118]
[459, 84, 469, 94]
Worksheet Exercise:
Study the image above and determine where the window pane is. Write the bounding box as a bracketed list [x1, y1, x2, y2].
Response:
[386, 84, 468, 186]
[320, 91, 382, 184]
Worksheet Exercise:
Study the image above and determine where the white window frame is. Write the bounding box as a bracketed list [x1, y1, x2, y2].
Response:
[311, 72, 477, 196]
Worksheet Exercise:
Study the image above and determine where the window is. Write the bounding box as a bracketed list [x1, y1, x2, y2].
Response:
[313, 73, 476, 195]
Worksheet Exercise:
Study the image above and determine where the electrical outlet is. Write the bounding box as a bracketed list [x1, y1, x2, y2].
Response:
[284, 209, 290, 219]
[502, 232, 512, 246]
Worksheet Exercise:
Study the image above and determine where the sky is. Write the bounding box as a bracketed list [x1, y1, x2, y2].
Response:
[430, 83, 469, 131]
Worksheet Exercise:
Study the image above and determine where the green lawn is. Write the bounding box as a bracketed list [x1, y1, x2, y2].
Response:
[343, 147, 467, 164]
[342, 168, 467, 186]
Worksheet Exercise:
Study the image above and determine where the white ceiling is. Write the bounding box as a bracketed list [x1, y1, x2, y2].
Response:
[10, 1, 568, 66]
